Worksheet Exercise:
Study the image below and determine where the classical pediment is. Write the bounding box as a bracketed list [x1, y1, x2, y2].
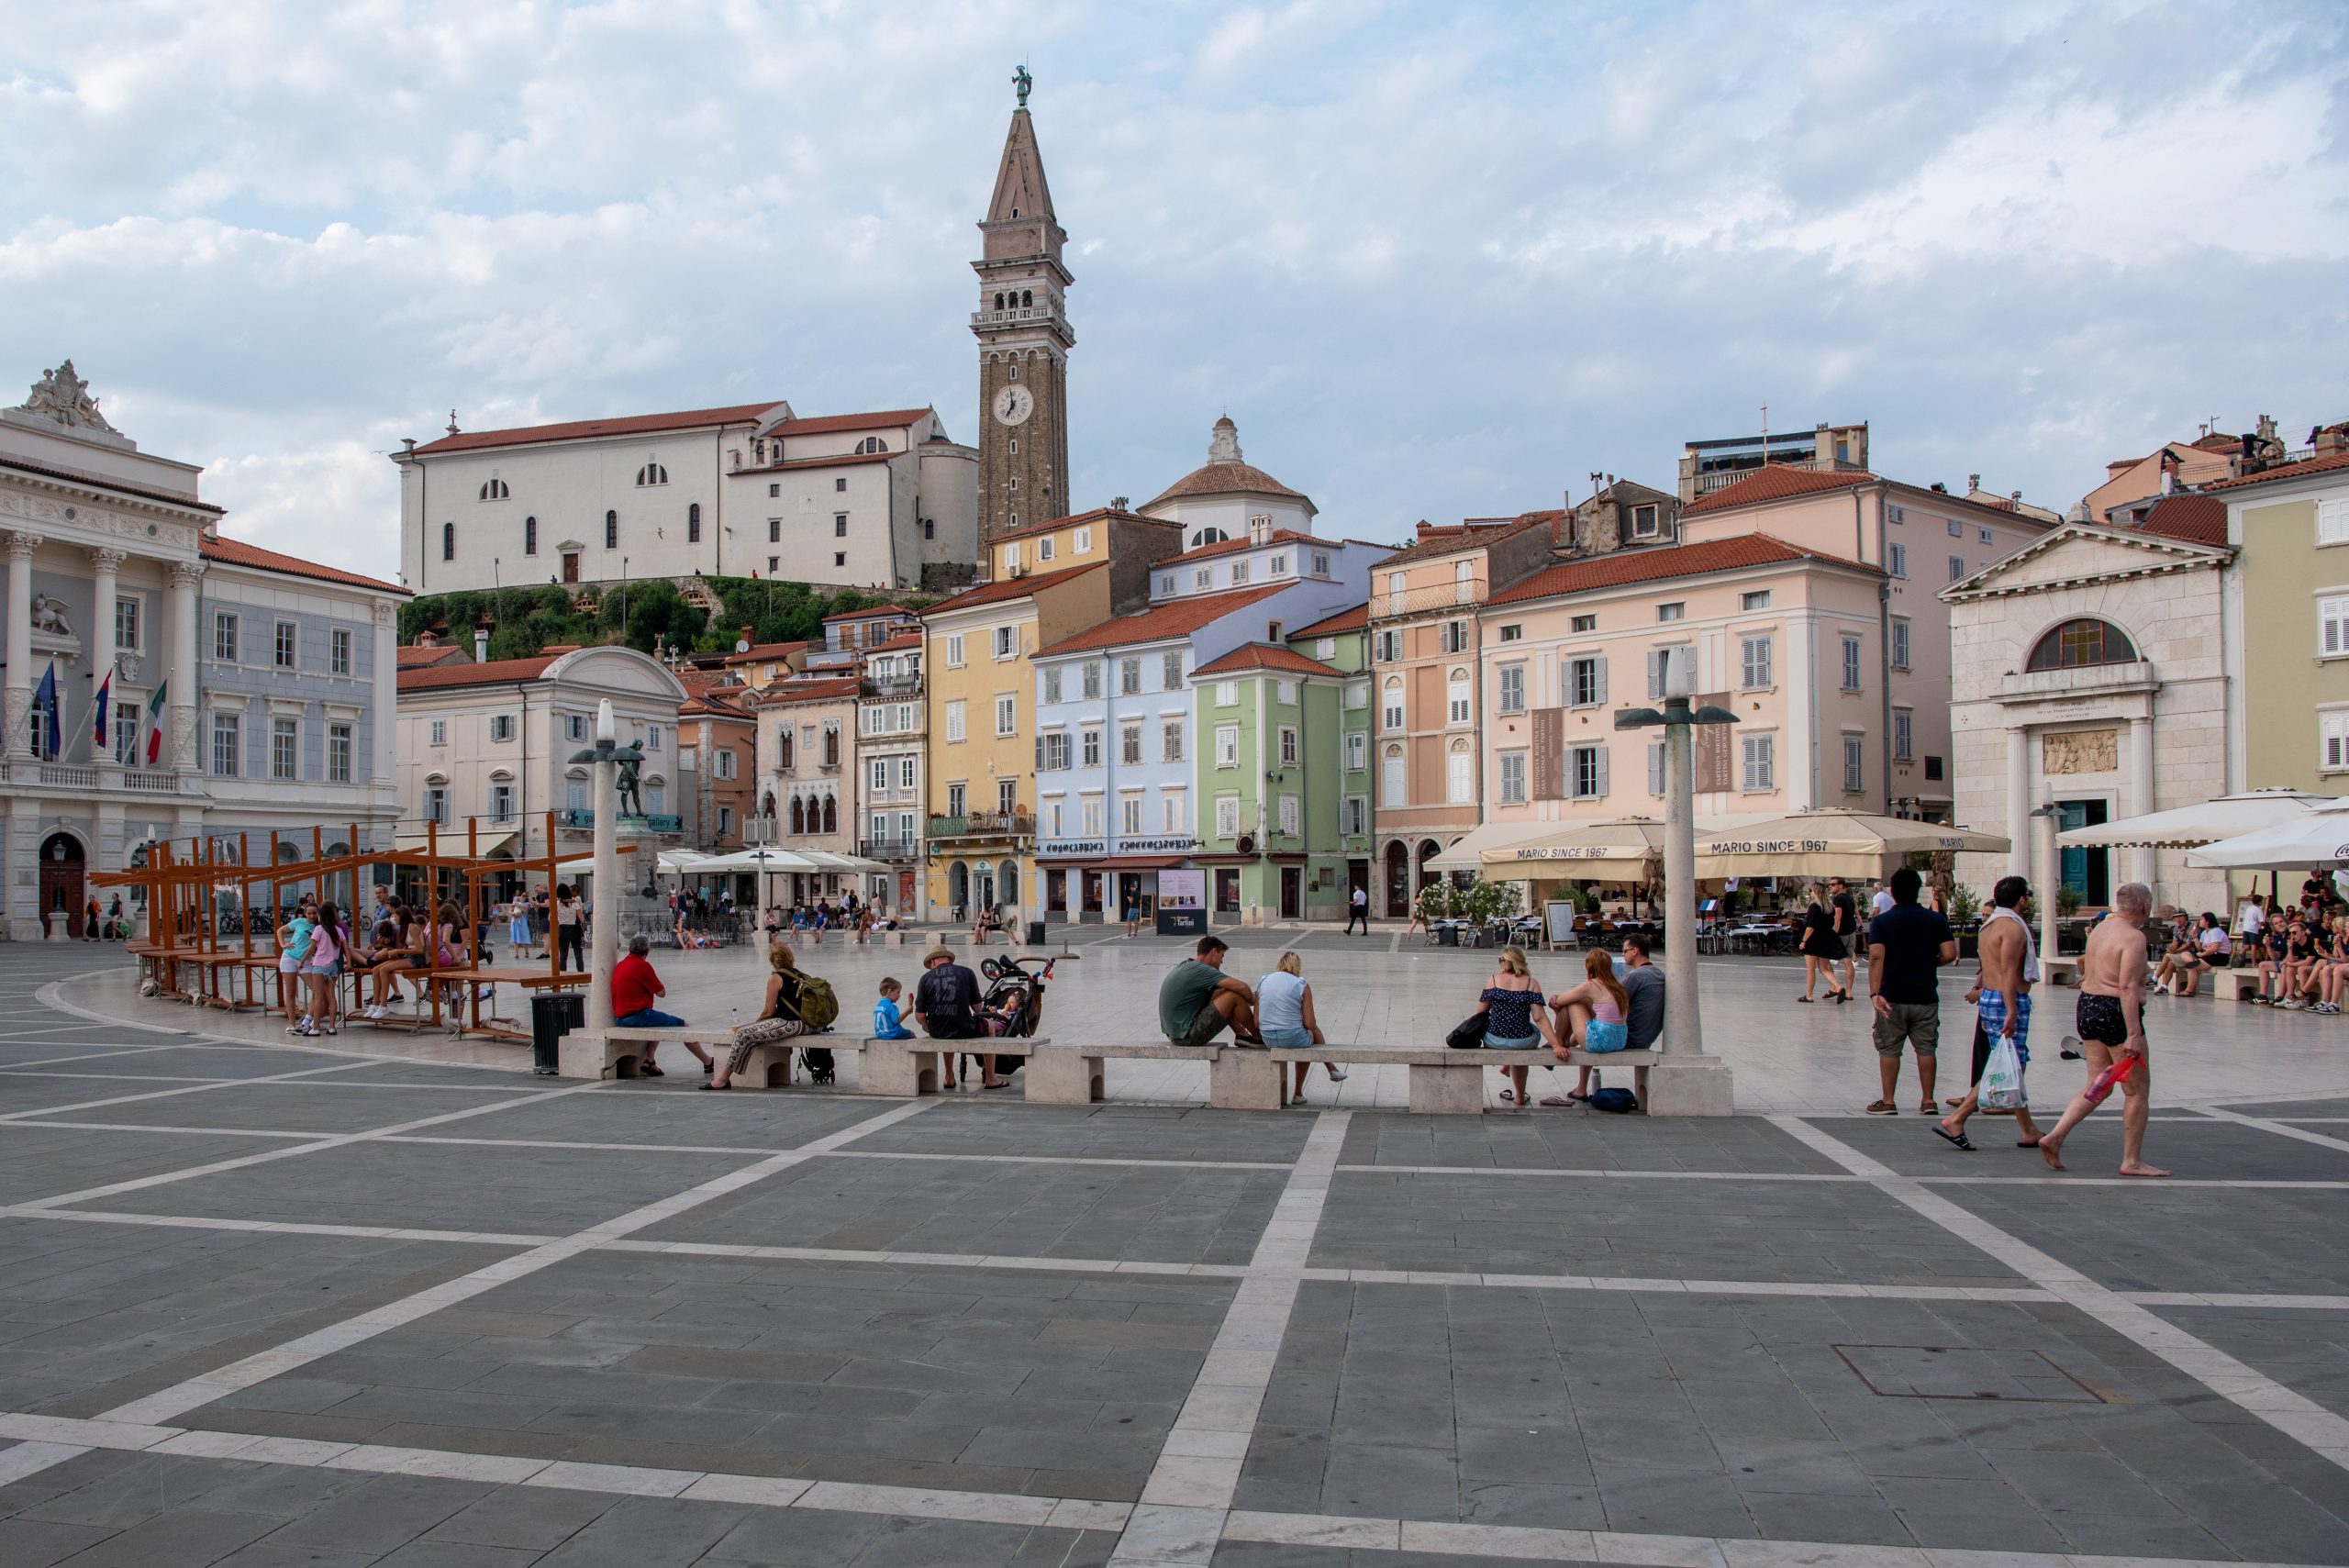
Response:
[1943, 522, 2226, 601]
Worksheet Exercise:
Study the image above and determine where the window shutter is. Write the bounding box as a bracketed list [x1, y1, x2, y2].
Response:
[1648, 741, 1665, 795]
[1594, 658, 1609, 707]
[1647, 649, 1664, 698]
[1594, 745, 1610, 797]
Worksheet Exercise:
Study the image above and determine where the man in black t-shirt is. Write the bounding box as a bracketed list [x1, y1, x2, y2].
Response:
[914, 945, 1008, 1089]
[1829, 877, 1860, 999]
[1865, 867, 1956, 1115]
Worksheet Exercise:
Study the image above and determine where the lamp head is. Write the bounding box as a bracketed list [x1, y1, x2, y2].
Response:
[1661, 645, 1695, 701]
[596, 699, 615, 743]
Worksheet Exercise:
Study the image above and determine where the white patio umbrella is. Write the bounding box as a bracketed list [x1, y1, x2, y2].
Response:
[2185, 799, 2349, 871]
[1475, 817, 1673, 880]
[1693, 809, 2008, 879]
[2057, 788, 2332, 851]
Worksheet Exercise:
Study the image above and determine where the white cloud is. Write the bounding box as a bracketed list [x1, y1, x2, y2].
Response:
[1, 0, 2343, 578]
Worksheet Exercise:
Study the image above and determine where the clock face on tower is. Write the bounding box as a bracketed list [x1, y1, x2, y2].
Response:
[992, 384, 1035, 427]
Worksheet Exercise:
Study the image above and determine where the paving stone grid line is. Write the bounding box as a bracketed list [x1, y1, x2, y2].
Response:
[9, 958, 2349, 1564]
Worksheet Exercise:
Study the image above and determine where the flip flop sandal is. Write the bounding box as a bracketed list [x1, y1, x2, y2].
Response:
[1498, 1090, 1517, 1103]
[1932, 1127, 1976, 1151]
[2016, 1139, 2041, 1148]
[1797, 995, 1814, 1004]
[639, 1065, 664, 1077]
[699, 1082, 729, 1091]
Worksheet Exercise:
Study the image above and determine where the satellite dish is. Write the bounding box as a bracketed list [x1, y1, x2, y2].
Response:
[735, 639, 751, 653]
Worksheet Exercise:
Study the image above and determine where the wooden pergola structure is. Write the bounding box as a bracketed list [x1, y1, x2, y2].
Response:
[94, 813, 589, 1040]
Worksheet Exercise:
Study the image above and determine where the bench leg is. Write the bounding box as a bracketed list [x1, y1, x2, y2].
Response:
[1408, 1062, 1484, 1114]
[759, 1048, 793, 1089]
[863, 1041, 932, 1096]
[1209, 1049, 1281, 1110]
[1026, 1050, 1103, 1105]
[557, 1032, 636, 1081]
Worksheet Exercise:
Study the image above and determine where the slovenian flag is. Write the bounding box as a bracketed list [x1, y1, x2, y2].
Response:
[93, 670, 112, 748]
[34, 661, 59, 761]
[145, 681, 168, 766]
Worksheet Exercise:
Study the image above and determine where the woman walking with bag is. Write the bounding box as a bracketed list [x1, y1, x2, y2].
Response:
[707, 942, 814, 1090]
[1798, 885, 1850, 1003]
[554, 884, 585, 973]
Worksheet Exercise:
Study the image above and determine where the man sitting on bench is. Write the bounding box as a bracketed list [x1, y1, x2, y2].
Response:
[1159, 935, 1266, 1048]
[611, 933, 710, 1079]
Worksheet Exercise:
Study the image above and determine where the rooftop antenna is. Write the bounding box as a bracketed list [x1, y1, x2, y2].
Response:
[1759, 403, 1768, 455]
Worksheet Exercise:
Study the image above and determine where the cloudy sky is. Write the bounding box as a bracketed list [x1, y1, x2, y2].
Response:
[4, 1, 2345, 579]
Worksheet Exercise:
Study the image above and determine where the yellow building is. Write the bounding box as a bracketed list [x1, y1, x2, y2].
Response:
[922, 562, 1114, 920]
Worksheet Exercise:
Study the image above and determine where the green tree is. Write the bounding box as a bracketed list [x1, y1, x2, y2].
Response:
[598, 577, 707, 654]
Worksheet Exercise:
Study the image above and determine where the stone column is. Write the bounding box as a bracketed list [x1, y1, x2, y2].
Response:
[2005, 724, 2032, 880]
[4, 530, 40, 762]
[2129, 712, 2158, 895]
[371, 600, 397, 851]
[89, 548, 125, 777]
[167, 560, 205, 774]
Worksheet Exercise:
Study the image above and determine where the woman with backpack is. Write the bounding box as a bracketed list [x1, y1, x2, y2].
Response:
[707, 941, 837, 1089]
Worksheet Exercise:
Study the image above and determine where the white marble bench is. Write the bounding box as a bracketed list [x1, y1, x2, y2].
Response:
[1245, 1046, 1488, 1112]
[559, 1024, 734, 1080]
[1562, 1048, 1660, 1110]
[2211, 967, 2266, 1001]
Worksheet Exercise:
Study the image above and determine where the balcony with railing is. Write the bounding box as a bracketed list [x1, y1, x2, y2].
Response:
[860, 836, 920, 861]
[1690, 456, 1868, 496]
[862, 673, 923, 700]
[928, 811, 1035, 843]
[1371, 577, 1490, 620]
[0, 760, 205, 794]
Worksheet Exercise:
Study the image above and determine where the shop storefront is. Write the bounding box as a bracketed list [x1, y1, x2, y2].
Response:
[1037, 839, 1197, 922]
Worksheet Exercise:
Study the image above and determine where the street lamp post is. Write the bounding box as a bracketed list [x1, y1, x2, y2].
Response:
[570, 699, 645, 1044]
[1613, 649, 1738, 1115]
[2029, 800, 2062, 964]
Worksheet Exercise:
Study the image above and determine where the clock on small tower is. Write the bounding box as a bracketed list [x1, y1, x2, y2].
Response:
[973, 75, 1073, 542]
[992, 385, 1035, 427]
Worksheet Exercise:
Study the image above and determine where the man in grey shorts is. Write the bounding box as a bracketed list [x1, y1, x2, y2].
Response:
[1866, 867, 1955, 1115]
[1158, 935, 1264, 1047]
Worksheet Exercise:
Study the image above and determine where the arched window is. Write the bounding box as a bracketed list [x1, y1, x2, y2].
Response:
[1190, 527, 1228, 548]
[853, 437, 889, 455]
[2026, 618, 2138, 673]
[993, 292, 1005, 310]
[605, 510, 618, 549]
[687, 502, 701, 543]
[1020, 289, 1032, 307]
[636, 462, 668, 487]
[789, 796, 807, 834]
[821, 795, 838, 834]
[477, 478, 508, 501]
[523, 516, 538, 555]
[441, 521, 455, 562]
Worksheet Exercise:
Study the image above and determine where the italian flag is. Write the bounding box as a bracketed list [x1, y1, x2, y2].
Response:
[144, 682, 168, 766]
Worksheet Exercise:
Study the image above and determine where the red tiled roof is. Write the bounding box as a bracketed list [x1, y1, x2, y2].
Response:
[1035, 584, 1291, 657]
[2136, 494, 2229, 547]
[1190, 642, 1341, 679]
[1487, 534, 1879, 606]
[0, 454, 224, 513]
[201, 535, 407, 594]
[411, 402, 784, 456]
[1369, 515, 1549, 568]
[721, 639, 813, 667]
[922, 561, 1108, 616]
[866, 632, 923, 651]
[1680, 464, 1880, 515]
[757, 675, 860, 706]
[397, 654, 561, 692]
[986, 506, 1171, 546]
[728, 450, 897, 477]
[396, 644, 469, 668]
[823, 604, 918, 622]
[766, 406, 935, 439]
[1289, 602, 1369, 638]
[1146, 461, 1308, 508]
[1159, 529, 1320, 567]
[2202, 450, 2349, 493]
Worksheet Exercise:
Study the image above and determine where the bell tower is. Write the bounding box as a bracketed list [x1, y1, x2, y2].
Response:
[973, 67, 1073, 542]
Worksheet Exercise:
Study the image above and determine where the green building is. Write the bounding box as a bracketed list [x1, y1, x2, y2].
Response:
[1188, 601, 1373, 922]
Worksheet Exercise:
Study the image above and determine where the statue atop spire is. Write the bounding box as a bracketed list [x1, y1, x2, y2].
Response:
[1013, 63, 1032, 108]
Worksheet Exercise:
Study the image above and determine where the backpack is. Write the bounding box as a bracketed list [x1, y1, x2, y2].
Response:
[1588, 1086, 1640, 1114]
[782, 971, 840, 1031]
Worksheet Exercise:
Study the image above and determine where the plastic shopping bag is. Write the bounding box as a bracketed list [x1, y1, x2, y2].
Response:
[1977, 1038, 2026, 1113]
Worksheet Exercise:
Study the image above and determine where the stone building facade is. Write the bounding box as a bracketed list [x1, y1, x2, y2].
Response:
[1943, 498, 2233, 915]
[972, 95, 1073, 542]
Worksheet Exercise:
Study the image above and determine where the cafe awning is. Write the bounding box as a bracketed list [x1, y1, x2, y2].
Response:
[2061, 788, 2333, 851]
[394, 828, 517, 859]
[1694, 809, 2007, 879]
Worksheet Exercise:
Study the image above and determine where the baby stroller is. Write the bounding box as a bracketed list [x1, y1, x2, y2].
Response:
[963, 954, 1054, 1079]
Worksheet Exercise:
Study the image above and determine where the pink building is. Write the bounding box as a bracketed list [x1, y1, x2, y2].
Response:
[1672, 465, 2054, 820]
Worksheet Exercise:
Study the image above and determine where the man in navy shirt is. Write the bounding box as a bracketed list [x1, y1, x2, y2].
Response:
[1866, 867, 1956, 1115]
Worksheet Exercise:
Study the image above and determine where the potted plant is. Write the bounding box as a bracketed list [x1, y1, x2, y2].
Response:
[1460, 877, 1522, 945]
[1948, 883, 1982, 957]
[2054, 882, 2084, 918]
[1419, 881, 1457, 940]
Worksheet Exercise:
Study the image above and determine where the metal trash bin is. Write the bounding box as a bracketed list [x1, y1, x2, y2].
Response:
[1026, 919, 1047, 947]
[530, 991, 585, 1075]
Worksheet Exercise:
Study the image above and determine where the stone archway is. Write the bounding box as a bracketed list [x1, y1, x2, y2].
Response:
[38, 832, 85, 938]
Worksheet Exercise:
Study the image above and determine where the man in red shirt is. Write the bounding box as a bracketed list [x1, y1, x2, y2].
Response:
[610, 934, 707, 1077]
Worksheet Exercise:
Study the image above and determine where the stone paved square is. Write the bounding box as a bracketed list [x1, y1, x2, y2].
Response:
[2, 943, 2349, 1565]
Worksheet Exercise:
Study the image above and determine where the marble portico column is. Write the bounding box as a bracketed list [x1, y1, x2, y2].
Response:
[89, 548, 125, 775]
[2005, 723, 2032, 880]
[2129, 712, 2158, 895]
[167, 560, 204, 774]
[4, 530, 40, 762]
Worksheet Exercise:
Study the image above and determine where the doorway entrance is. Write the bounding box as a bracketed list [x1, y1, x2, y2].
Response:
[561, 552, 581, 584]
[1279, 865, 1303, 920]
[39, 833, 85, 938]
[1384, 841, 1410, 917]
[2056, 800, 2110, 907]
